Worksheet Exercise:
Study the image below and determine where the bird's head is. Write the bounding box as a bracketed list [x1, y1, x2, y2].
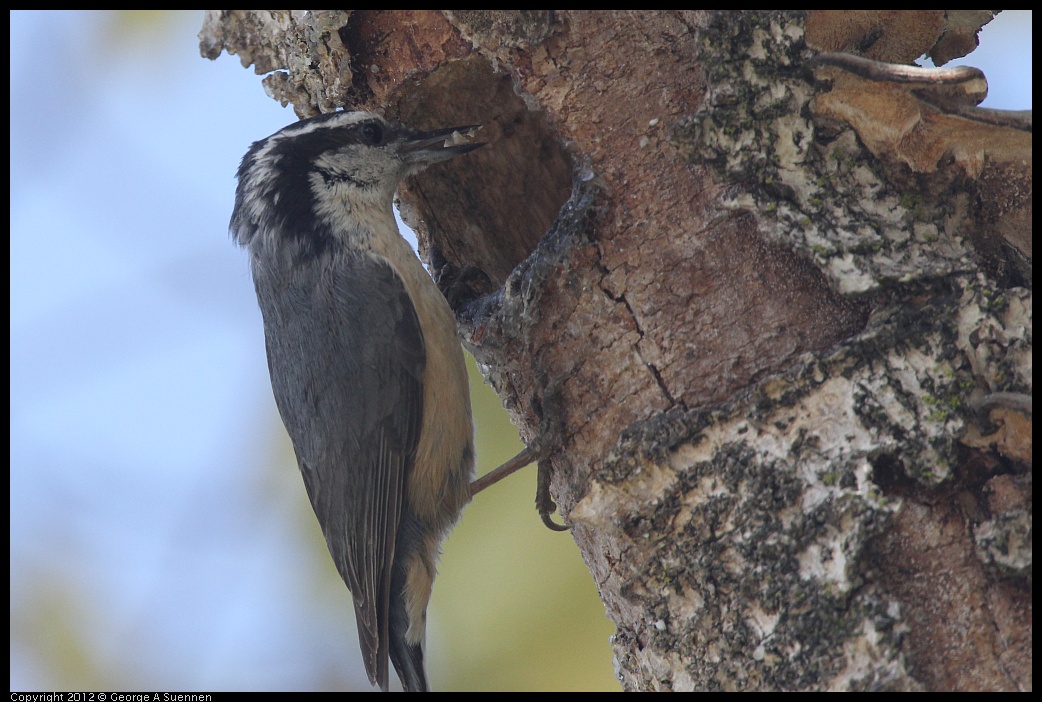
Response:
[231, 110, 483, 258]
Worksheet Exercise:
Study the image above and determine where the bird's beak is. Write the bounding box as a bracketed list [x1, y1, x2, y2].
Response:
[400, 125, 485, 164]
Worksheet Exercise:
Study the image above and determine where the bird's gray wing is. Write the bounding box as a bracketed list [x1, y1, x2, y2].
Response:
[254, 250, 424, 689]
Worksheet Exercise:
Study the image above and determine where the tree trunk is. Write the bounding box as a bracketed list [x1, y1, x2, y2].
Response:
[202, 10, 1031, 691]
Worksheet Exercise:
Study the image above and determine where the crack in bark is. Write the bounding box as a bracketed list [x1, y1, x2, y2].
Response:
[594, 241, 679, 408]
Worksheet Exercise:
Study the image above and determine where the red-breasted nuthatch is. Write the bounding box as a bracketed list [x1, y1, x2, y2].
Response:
[231, 110, 484, 691]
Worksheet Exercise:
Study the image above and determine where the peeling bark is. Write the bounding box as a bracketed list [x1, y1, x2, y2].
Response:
[202, 10, 1031, 691]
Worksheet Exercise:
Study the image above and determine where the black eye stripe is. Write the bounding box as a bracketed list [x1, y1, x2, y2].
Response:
[317, 168, 370, 189]
[360, 122, 383, 145]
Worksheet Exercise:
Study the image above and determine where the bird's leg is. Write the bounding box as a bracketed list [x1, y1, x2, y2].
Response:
[469, 435, 569, 531]
[470, 356, 575, 524]
[535, 454, 569, 532]
[469, 440, 543, 496]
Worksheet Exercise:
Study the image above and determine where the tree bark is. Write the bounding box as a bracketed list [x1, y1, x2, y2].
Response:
[202, 10, 1031, 691]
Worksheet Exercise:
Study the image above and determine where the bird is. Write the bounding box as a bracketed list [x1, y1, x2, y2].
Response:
[230, 110, 484, 691]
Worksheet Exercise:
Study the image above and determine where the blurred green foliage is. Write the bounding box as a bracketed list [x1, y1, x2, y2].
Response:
[429, 354, 618, 691]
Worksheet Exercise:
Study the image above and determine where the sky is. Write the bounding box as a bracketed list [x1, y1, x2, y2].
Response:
[9, 10, 1031, 692]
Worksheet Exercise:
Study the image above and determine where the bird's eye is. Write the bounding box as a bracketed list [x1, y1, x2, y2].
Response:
[360, 123, 383, 145]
